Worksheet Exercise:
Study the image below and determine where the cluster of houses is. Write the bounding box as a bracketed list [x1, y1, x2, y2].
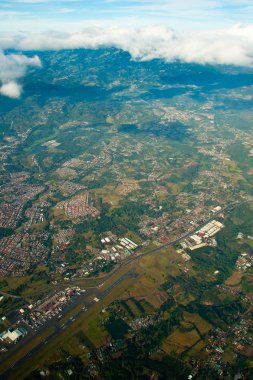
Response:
[0, 203, 23, 229]
[0, 232, 49, 276]
[236, 253, 252, 271]
[56, 192, 100, 219]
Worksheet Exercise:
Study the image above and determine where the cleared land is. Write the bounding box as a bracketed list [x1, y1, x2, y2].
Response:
[162, 328, 200, 355]
[225, 271, 242, 286]
[183, 312, 212, 335]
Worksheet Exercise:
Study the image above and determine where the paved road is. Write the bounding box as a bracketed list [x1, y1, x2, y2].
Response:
[0, 200, 242, 379]
[0, 291, 21, 299]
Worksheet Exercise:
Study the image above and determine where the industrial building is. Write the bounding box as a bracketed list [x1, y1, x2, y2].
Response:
[181, 220, 224, 251]
[0, 326, 27, 344]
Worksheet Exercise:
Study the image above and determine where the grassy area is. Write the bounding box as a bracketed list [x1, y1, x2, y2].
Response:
[82, 314, 108, 347]
[92, 187, 122, 207]
[183, 312, 212, 335]
[120, 249, 181, 307]
[20, 280, 52, 299]
[125, 230, 143, 245]
[186, 340, 206, 358]
[61, 334, 90, 364]
[0, 276, 31, 294]
[70, 276, 107, 288]
[173, 284, 196, 306]
[123, 298, 142, 318]
[222, 348, 236, 364]
[162, 328, 200, 355]
[138, 248, 181, 279]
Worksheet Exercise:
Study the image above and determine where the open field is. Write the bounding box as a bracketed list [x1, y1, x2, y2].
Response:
[225, 271, 242, 286]
[173, 284, 196, 306]
[162, 328, 200, 355]
[61, 333, 90, 364]
[122, 298, 143, 318]
[82, 313, 109, 347]
[20, 279, 53, 299]
[186, 340, 206, 357]
[123, 274, 161, 300]
[222, 348, 236, 364]
[137, 248, 181, 279]
[0, 276, 31, 294]
[120, 249, 181, 307]
[92, 187, 122, 207]
[183, 312, 212, 335]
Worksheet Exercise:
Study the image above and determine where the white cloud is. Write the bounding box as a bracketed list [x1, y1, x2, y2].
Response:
[59, 8, 76, 14]
[0, 81, 22, 98]
[0, 50, 41, 98]
[0, 23, 253, 99]
[0, 11, 31, 17]
[3, 24, 253, 67]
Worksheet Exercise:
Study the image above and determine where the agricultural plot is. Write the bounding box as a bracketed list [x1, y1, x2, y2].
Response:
[183, 312, 212, 335]
[162, 328, 200, 355]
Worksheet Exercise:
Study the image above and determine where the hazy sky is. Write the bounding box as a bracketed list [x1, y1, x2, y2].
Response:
[1, 0, 253, 32]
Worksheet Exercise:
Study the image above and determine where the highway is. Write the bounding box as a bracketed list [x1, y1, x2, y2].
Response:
[0, 200, 241, 379]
